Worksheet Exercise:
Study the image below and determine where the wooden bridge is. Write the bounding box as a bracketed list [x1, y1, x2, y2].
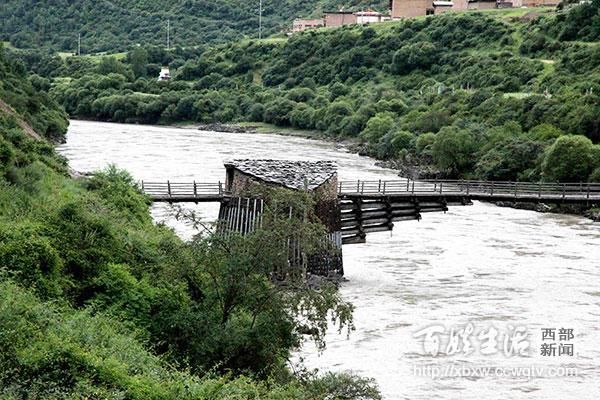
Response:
[142, 179, 600, 244]
[142, 179, 600, 203]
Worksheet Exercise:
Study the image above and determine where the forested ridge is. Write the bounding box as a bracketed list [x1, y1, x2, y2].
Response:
[0, 0, 389, 52]
[0, 47, 380, 399]
[23, 3, 600, 183]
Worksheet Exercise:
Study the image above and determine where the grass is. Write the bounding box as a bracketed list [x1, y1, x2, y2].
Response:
[236, 121, 356, 143]
[257, 37, 288, 44]
[50, 77, 73, 89]
[132, 91, 160, 97]
[539, 58, 556, 76]
[503, 92, 533, 99]
[474, 6, 556, 18]
[58, 51, 127, 62]
[240, 36, 288, 46]
[1, 41, 15, 49]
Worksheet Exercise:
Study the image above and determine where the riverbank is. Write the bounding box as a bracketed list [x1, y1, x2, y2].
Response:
[191, 121, 356, 146]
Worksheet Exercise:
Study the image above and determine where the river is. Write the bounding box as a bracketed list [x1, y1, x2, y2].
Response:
[58, 120, 600, 400]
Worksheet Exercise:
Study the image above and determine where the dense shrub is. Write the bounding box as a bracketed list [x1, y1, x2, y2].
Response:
[432, 126, 477, 175]
[0, 223, 63, 297]
[542, 135, 599, 182]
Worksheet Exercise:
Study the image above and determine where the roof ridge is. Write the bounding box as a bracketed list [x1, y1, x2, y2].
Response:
[225, 159, 337, 191]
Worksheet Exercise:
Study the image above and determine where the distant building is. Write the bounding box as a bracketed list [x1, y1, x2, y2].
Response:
[392, 0, 435, 17]
[497, 0, 514, 7]
[157, 67, 170, 81]
[386, 0, 560, 19]
[467, 0, 498, 9]
[452, 0, 470, 10]
[433, 0, 454, 13]
[292, 18, 325, 32]
[355, 9, 386, 23]
[323, 11, 357, 27]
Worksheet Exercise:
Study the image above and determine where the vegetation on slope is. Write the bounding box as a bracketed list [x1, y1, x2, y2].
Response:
[0, 44, 68, 141]
[35, 5, 600, 182]
[0, 47, 380, 399]
[0, 0, 389, 52]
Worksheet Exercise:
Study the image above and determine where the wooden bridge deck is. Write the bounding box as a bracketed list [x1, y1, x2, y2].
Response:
[142, 179, 600, 203]
[141, 181, 225, 202]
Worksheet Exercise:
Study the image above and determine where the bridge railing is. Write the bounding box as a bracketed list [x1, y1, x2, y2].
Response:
[338, 179, 600, 199]
[141, 181, 225, 199]
[140, 179, 600, 200]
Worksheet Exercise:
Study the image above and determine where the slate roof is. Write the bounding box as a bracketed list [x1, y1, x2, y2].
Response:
[224, 159, 337, 191]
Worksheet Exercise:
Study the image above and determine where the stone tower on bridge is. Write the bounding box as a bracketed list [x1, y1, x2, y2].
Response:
[220, 159, 343, 276]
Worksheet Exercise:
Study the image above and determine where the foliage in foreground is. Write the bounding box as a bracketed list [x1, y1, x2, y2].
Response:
[0, 279, 380, 399]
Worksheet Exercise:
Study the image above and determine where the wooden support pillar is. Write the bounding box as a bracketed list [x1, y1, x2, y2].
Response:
[440, 196, 448, 212]
[385, 196, 394, 230]
[413, 196, 422, 221]
[354, 197, 366, 241]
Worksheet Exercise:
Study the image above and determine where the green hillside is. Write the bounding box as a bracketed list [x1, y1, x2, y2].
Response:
[0, 44, 68, 141]
[0, 0, 389, 52]
[41, 4, 600, 182]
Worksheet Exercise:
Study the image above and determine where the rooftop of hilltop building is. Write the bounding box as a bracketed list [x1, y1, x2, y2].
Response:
[224, 159, 337, 191]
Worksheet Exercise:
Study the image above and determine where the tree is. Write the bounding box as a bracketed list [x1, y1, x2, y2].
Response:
[338, 115, 367, 137]
[542, 135, 597, 182]
[590, 167, 600, 182]
[416, 132, 436, 156]
[264, 99, 295, 126]
[325, 100, 354, 134]
[390, 130, 416, 154]
[248, 103, 265, 122]
[329, 82, 350, 101]
[97, 57, 128, 76]
[129, 47, 148, 78]
[475, 138, 544, 181]
[0, 136, 15, 174]
[432, 126, 477, 175]
[391, 41, 439, 74]
[528, 123, 564, 141]
[359, 113, 395, 143]
[289, 103, 316, 129]
[287, 87, 315, 103]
